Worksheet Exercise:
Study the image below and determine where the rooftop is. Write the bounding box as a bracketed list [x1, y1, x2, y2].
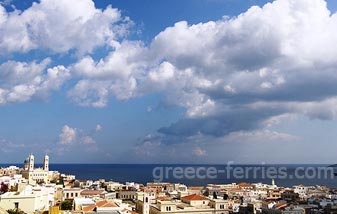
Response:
[181, 194, 209, 201]
[81, 189, 106, 196]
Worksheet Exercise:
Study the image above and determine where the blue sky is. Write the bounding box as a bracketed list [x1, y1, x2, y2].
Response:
[1, 0, 337, 164]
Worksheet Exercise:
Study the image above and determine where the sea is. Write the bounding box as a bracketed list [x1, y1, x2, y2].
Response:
[1, 164, 337, 188]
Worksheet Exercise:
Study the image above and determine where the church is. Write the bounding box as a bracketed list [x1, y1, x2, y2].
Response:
[21, 154, 50, 184]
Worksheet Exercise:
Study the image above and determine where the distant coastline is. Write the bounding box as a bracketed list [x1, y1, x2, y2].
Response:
[1, 163, 335, 188]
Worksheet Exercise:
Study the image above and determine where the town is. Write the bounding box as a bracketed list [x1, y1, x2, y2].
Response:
[0, 155, 337, 214]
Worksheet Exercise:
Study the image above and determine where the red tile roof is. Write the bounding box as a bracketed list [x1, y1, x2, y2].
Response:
[80, 190, 105, 196]
[82, 205, 96, 212]
[95, 200, 118, 208]
[82, 200, 118, 212]
[101, 202, 118, 208]
[189, 187, 203, 190]
[181, 194, 209, 201]
[96, 200, 108, 207]
[156, 197, 171, 201]
[275, 202, 287, 208]
[238, 182, 252, 187]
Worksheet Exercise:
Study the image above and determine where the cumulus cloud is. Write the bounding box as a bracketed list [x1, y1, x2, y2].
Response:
[69, 1, 337, 104]
[95, 124, 102, 132]
[0, 59, 70, 104]
[129, 0, 337, 145]
[0, 0, 133, 105]
[103, 0, 337, 154]
[58, 124, 100, 146]
[3, 0, 337, 153]
[193, 147, 207, 156]
[62, 0, 337, 152]
[68, 41, 147, 106]
[81, 136, 95, 144]
[135, 140, 161, 157]
[67, 80, 110, 108]
[0, 0, 130, 55]
[59, 125, 77, 145]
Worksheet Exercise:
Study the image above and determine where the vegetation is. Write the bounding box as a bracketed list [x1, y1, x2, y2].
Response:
[213, 191, 217, 199]
[7, 209, 26, 214]
[60, 200, 73, 210]
[0, 182, 8, 194]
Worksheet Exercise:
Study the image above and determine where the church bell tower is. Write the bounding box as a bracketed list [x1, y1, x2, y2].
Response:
[28, 154, 34, 171]
[43, 154, 49, 171]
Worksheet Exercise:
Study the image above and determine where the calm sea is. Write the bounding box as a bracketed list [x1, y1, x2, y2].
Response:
[1, 164, 337, 188]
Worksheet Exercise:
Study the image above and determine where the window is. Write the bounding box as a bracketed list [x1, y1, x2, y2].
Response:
[14, 202, 19, 209]
[220, 204, 225, 209]
[166, 206, 171, 211]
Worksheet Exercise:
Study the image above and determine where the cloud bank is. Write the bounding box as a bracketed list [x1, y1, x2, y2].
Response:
[1, 0, 337, 155]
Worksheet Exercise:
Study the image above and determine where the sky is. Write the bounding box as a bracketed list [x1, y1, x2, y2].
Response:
[1, 0, 337, 164]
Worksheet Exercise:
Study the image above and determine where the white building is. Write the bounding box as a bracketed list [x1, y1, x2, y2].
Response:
[0, 173, 23, 191]
[0, 185, 49, 214]
[63, 188, 82, 200]
[293, 185, 309, 199]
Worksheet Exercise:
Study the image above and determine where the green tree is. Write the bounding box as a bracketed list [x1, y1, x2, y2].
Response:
[0, 182, 8, 194]
[213, 191, 217, 199]
[60, 200, 73, 210]
[7, 209, 26, 214]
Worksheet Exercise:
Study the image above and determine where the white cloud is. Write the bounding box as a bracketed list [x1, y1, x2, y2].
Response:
[67, 80, 110, 108]
[135, 140, 161, 157]
[193, 147, 207, 156]
[62, 0, 337, 153]
[67, 0, 337, 112]
[81, 136, 95, 144]
[147, 106, 153, 113]
[223, 130, 299, 144]
[0, 0, 129, 55]
[130, 0, 337, 144]
[0, 0, 13, 6]
[0, 0, 131, 105]
[147, 61, 175, 89]
[38, 65, 71, 97]
[58, 124, 101, 147]
[59, 125, 77, 145]
[0, 59, 70, 104]
[73, 41, 147, 79]
[95, 124, 102, 132]
[68, 41, 147, 107]
[0, 58, 50, 85]
[3, 0, 337, 149]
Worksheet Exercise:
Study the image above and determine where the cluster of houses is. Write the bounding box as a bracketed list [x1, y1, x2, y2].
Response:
[1, 155, 337, 214]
